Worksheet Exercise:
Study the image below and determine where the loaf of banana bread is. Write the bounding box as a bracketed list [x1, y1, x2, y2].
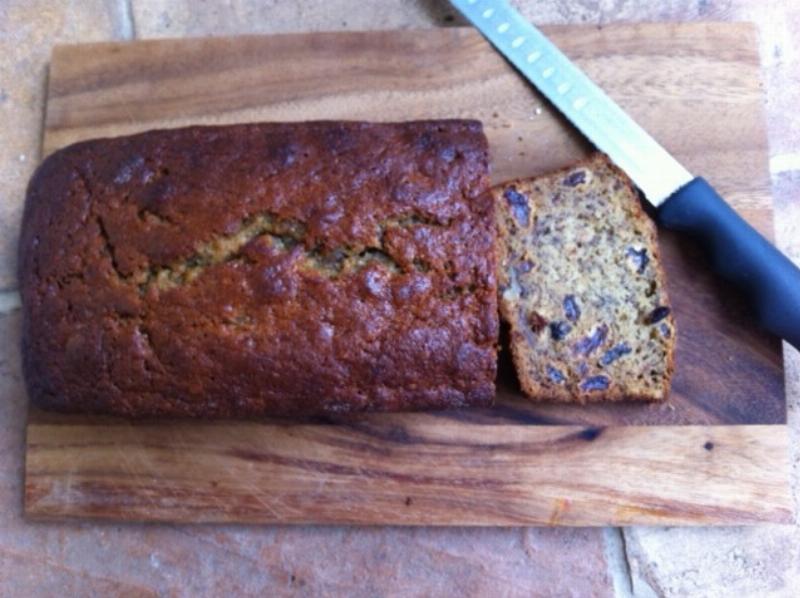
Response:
[19, 121, 498, 418]
[496, 154, 675, 402]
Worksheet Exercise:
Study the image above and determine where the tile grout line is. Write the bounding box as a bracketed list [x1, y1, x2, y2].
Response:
[603, 527, 634, 597]
[124, 0, 137, 40]
[112, 0, 136, 40]
[36, 63, 49, 164]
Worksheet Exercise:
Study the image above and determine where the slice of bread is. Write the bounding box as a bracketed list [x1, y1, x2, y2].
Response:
[495, 154, 676, 402]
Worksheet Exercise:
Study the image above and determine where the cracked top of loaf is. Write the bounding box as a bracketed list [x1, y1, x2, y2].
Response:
[19, 121, 497, 418]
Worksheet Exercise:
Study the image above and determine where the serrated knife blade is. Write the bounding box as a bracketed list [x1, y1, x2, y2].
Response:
[452, 0, 800, 349]
[452, 0, 691, 205]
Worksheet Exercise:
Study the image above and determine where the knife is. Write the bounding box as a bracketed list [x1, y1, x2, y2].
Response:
[452, 0, 800, 350]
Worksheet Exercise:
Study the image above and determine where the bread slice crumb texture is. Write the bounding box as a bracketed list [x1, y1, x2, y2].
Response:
[496, 154, 676, 402]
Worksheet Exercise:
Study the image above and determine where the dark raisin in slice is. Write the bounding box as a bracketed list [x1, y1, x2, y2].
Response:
[572, 324, 608, 356]
[534, 221, 552, 236]
[646, 306, 671, 324]
[626, 247, 649, 274]
[563, 170, 586, 187]
[549, 321, 572, 341]
[600, 343, 632, 366]
[515, 259, 534, 274]
[547, 365, 566, 384]
[580, 375, 610, 391]
[659, 323, 672, 338]
[528, 311, 548, 333]
[503, 188, 530, 227]
[563, 294, 581, 322]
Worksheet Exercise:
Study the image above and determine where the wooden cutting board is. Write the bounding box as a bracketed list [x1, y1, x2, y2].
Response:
[25, 23, 792, 525]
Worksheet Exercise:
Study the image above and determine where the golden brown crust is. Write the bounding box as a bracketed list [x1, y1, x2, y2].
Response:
[495, 153, 676, 403]
[19, 121, 498, 418]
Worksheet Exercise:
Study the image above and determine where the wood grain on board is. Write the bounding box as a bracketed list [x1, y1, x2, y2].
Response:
[26, 23, 792, 525]
[25, 418, 792, 525]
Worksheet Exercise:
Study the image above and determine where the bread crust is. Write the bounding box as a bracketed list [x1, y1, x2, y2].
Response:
[19, 121, 498, 418]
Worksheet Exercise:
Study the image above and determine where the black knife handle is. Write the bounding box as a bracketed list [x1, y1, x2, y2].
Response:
[657, 177, 800, 350]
